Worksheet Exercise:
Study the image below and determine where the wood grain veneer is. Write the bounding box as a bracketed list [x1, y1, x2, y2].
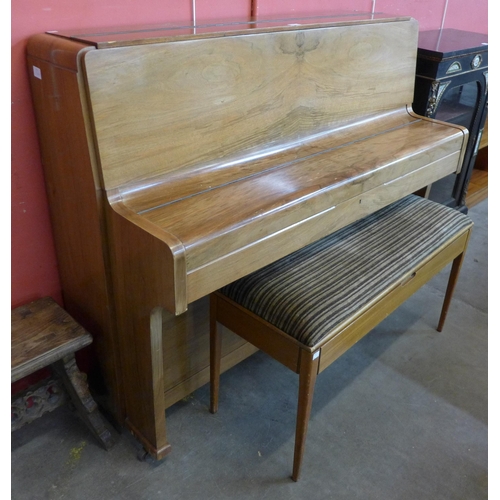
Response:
[11, 297, 92, 382]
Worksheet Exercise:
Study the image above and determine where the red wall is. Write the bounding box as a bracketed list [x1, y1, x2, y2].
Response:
[11, 0, 487, 385]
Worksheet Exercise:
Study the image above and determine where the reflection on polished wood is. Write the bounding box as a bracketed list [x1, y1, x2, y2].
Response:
[27, 15, 468, 459]
[466, 168, 488, 208]
[466, 116, 488, 207]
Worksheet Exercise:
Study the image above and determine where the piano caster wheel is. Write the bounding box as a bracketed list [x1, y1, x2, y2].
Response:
[136, 447, 149, 462]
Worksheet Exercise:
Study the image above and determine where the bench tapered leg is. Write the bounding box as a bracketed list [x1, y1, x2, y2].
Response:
[210, 295, 222, 414]
[292, 350, 320, 482]
[437, 251, 467, 332]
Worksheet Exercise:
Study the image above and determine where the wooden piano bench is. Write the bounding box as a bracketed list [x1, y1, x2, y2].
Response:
[209, 194, 473, 482]
[11, 297, 114, 450]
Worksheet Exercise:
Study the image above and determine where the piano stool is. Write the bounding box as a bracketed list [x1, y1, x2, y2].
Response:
[209, 194, 473, 481]
[11, 297, 115, 450]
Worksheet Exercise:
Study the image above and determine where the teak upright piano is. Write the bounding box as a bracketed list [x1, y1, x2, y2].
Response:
[27, 13, 467, 458]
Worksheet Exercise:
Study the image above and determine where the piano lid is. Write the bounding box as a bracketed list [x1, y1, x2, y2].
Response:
[46, 12, 411, 48]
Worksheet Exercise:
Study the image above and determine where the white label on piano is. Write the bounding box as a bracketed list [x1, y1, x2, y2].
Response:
[33, 66, 42, 80]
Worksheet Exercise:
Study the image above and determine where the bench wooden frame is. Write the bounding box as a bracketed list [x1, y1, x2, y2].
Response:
[209, 212, 472, 481]
[11, 297, 115, 450]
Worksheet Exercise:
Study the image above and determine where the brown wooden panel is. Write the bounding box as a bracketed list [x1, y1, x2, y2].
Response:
[26, 42, 123, 419]
[83, 20, 418, 190]
[214, 293, 302, 372]
[118, 108, 416, 211]
[53, 14, 411, 48]
[479, 117, 488, 149]
[27, 34, 90, 70]
[186, 149, 462, 303]
[466, 168, 488, 207]
[142, 118, 465, 269]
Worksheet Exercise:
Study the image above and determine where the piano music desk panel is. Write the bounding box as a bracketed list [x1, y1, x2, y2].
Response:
[84, 21, 418, 189]
[27, 15, 468, 459]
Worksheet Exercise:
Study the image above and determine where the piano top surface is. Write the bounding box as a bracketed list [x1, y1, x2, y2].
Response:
[48, 12, 411, 48]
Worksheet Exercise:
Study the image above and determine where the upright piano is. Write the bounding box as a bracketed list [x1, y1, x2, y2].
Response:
[27, 13, 467, 458]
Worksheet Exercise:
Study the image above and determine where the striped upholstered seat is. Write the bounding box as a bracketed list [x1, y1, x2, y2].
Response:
[220, 194, 473, 348]
[210, 194, 473, 482]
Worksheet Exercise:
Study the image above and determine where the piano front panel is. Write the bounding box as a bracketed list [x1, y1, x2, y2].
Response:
[82, 20, 418, 191]
[26, 40, 124, 418]
[141, 116, 465, 264]
[185, 148, 463, 303]
[116, 108, 418, 212]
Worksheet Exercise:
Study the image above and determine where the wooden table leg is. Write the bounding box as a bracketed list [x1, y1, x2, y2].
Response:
[53, 354, 115, 450]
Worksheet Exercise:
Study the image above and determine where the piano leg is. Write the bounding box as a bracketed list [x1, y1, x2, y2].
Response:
[106, 204, 177, 460]
[115, 306, 171, 460]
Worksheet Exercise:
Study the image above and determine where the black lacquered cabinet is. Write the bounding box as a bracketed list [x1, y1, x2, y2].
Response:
[412, 29, 488, 212]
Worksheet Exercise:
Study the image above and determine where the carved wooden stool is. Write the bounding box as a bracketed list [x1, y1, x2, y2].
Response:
[11, 296, 114, 450]
[210, 195, 473, 481]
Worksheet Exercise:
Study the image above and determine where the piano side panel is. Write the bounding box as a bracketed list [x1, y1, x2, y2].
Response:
[82, 19, 418, 191]
[26, 39, 125, 420]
